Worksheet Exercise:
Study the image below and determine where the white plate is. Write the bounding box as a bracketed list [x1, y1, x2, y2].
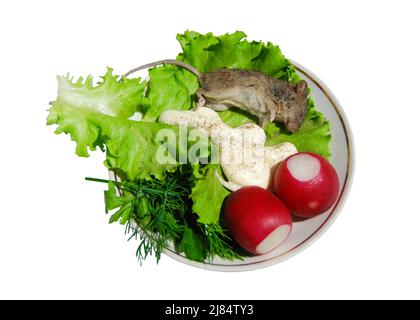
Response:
[112, 61, 355, 272]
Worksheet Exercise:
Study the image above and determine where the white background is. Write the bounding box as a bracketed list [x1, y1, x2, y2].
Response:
[0, 0, 419, 300]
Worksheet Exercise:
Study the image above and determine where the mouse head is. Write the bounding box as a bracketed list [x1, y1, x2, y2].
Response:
[283, 80, 308, 132]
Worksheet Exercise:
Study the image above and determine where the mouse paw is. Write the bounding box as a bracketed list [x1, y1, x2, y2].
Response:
[195, 90, 206, 110]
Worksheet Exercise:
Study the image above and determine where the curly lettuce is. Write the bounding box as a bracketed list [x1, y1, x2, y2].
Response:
[143, 65, 199, 121]
[190, 164, 230, 225]
[47, 69, 178, 180]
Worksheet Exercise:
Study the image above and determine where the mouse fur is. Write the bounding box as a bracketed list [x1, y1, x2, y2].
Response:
[125, 59, 308, 132]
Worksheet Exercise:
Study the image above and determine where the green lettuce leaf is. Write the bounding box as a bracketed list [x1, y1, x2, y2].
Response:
[104, 181, 133, 213]
[47, 69, 179, 180]
[218, 108, 256, 128]
[55, 67, 145, 119]
[191, 164, 230, 225]
[177, 31, 294, 77]
[143, 65, 199, 121]
[176, 228, 207, 262]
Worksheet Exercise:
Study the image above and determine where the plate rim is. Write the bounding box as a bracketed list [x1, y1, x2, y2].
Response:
[163, 60, 355, 272]
[112, 60, 356, 272]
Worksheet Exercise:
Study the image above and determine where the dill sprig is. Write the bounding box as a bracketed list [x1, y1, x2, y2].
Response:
[121, 173, 190, 264]
[203, 224, 243, 261]
[86, 168, 244, 264]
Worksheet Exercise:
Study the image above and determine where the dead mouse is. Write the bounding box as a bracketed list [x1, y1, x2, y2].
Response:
[125, 59, 308, 132]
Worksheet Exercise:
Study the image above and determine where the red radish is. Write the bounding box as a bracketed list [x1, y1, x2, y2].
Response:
[274, 152, 339, 218]
[224, 186, 292, 255]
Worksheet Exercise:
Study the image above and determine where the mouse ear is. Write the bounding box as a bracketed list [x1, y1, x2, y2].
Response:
[296, 80, 308, 94]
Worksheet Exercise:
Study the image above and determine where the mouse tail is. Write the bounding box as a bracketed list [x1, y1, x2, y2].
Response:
[124, 59, 201, 78]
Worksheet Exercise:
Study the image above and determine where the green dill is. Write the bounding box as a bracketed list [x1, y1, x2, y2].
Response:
[203, 224, 243, 261]
[86, 167, 244, 264]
